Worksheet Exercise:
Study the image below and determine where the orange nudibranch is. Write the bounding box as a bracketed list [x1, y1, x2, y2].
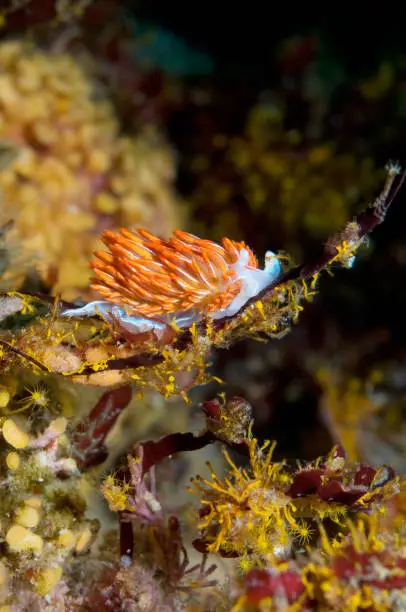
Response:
[91, 228, 261, 317]
[61, 228, 281, 332]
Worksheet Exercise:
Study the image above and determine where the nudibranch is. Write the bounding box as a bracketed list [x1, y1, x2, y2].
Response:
[61, 228, 281, 335]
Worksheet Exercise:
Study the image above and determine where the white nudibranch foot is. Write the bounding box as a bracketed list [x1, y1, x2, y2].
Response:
[61, 302, 170, 335]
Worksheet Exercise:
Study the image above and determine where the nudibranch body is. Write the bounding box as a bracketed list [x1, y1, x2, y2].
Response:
[61, 228, 281, 335]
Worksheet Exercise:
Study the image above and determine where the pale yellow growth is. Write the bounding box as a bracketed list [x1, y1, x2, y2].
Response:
[58, 529, 76, 549]
[0, 387, 10, 409]
[34, 344, 82, 373]
[0, 42, 180, 298]
[24, 497, 42, 509]
[15, 505, 40, 529]
[2, 419, 30, 449]
[6, 525, 43, 554]
[5, 452, 20, 470]
[75, 528, 92, 553]
[34, 566, 63, 596]
[48, 417, 68, 436]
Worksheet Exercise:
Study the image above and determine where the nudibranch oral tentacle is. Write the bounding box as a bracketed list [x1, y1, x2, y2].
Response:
[61, 228, 281, 335]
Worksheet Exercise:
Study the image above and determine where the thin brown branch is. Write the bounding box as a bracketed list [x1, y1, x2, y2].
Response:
[75, 352, 164, 376]
[0, 339, 49, 372]
[139, 431, 249, 477]
[216, 162, 406, 325]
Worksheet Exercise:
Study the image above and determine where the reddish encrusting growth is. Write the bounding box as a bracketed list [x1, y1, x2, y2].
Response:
[71, 385, 132, 470]
[243, 568, 306, 605]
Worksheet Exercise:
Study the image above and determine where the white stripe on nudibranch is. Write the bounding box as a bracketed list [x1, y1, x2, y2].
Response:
[209, 248, 281, 319]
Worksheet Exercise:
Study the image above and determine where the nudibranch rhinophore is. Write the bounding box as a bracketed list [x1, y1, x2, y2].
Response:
[61, 228, 281, 335]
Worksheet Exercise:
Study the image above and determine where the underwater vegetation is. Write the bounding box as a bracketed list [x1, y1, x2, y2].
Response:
[0, 39, 181, 300]
[2, 3, 406, 610]
[0, 162, 404, 610]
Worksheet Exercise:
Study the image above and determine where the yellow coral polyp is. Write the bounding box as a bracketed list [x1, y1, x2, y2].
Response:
[191, 436, 299, 560]
[101, 475, 133, 512]
[212, 272, 309, 348]
[301, 517, 406, 611]
[130, 327, 213, 399]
